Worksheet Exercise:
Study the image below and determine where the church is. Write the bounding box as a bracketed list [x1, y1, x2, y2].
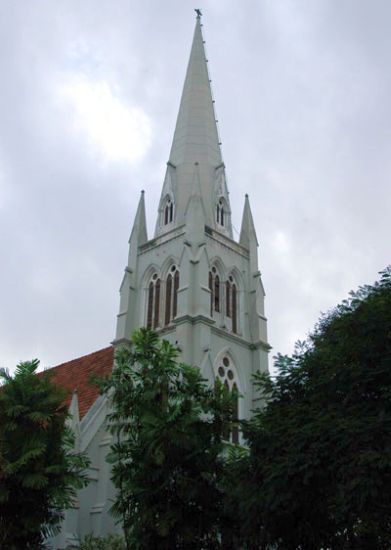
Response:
[49, 12, 270, 547]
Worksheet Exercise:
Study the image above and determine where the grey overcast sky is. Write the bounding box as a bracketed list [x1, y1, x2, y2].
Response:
[1, 0, 390, 373]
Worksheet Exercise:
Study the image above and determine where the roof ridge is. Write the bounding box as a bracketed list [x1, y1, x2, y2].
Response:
[41, 346, 114, 419]
[44, 345, 113, 372]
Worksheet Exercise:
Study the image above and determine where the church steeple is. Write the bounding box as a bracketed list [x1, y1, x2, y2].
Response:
[48, 14, 271, 545]
[169, 14, 222, 168]
[116, 12, 269, 423]
[155, 13, 233, 238]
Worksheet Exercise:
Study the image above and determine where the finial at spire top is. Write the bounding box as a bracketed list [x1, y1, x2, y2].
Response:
[195, 8, 202, 18]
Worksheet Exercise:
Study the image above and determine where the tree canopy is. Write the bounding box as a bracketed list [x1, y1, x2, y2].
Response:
[101, 329, 235, 550]
[225, 266, 391, 549]
[0, 359, 89, 549]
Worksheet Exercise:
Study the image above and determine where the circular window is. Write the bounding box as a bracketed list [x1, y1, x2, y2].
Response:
[152, 274, 157, 280]
[212, 267, 216, 274]
[171, 265, 176, 272]
[223, 357, 230, 367]
[227, 370, 234, 380]
[218, 366, 225, 377]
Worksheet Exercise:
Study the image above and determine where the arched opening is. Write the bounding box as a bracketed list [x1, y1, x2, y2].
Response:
[226, 281, 231, 318]
[232, 283, 237, 334]
[232, 382, 239, 444]
[164, 265, 180, 326]
[147, 281, 154, 328]
[209, 266, 221, 317]
[154, 279, 161, 329]
[225, 275, 238, 334]
[164, 197, 174, 225]
[209, 272, 213, 316]
[146, 274, 161, 329]
[214, 274, 220, 312]
[215, 355, 240, 444]
[173, 270, 179, 318]
[216, 198, 225, 227]
[165, 274, 172, 326]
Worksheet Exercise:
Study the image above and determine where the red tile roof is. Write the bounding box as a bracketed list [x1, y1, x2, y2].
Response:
[44, 347, 114, 419]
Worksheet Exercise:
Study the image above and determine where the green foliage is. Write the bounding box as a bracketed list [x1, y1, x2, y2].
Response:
[101, 328, 234, 550]
[225, 266, 391, 549]
[67, 533, 126, 550]
[0, 359, 89, 549]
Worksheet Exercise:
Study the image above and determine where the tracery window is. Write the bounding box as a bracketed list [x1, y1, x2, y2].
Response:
[164, 197, 174, 225]
[216, 198, 224, 227]
[225, 275, 238, 334]
[216, 355, 239, 444]
[209, 266, 220, 316]
[165, 265, 180, 326]
[232, 283, 237, 334]
[146, 274, 161, 329]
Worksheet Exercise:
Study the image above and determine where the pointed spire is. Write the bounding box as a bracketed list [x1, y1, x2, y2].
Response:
[155, 14, 232, 236]
[240, 194, 259, 249]
[129, 190, 147, 245]
[169, 15, 222, 168]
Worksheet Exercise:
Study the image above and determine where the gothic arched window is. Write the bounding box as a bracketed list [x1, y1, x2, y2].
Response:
[226, 281, 231, 318]
[164, 197, 174, 225]
[232, 382, 239, 444]
[173, 269, 179, 318]
[146, 274, 161, 329]
[232, 283, 237, 334]
[214, 274, 220, 312]
[225, 275, 238, 334]
[164, 265, 180, 326]
[216, 198, 225, 227]
[209, 266, 220, 316]
[147, 281, 154, 328]
[209, 272, 213, 316]
[216, 355, 239, 444]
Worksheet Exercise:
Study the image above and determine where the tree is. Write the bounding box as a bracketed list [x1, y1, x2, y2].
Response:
[67, 533, 126, 550]
[0, 359, 89, 549]
[225, 266, 391, 549]
[101, 329, 234, 550]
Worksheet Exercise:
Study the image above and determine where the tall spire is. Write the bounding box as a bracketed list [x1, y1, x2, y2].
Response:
[169, 14, 222, 167]
[155, 13, 233, 238]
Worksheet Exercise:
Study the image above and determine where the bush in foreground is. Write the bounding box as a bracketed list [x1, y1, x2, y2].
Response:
[0, 360, 89, 549]
[225, 267, 391, 549]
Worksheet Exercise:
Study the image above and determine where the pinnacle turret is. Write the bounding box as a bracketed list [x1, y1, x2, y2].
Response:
[240, 194, 258, 249]
[128, 191, 147, 266]
[129, 191, 147, 245]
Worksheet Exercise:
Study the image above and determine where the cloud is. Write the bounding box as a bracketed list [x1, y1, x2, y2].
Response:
[0, 1, 390, 376]
[57, 75, 152, 165]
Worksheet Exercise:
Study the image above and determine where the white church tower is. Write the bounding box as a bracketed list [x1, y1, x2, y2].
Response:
[114, 12, 269, 420]
[48, 13, 270, 547]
